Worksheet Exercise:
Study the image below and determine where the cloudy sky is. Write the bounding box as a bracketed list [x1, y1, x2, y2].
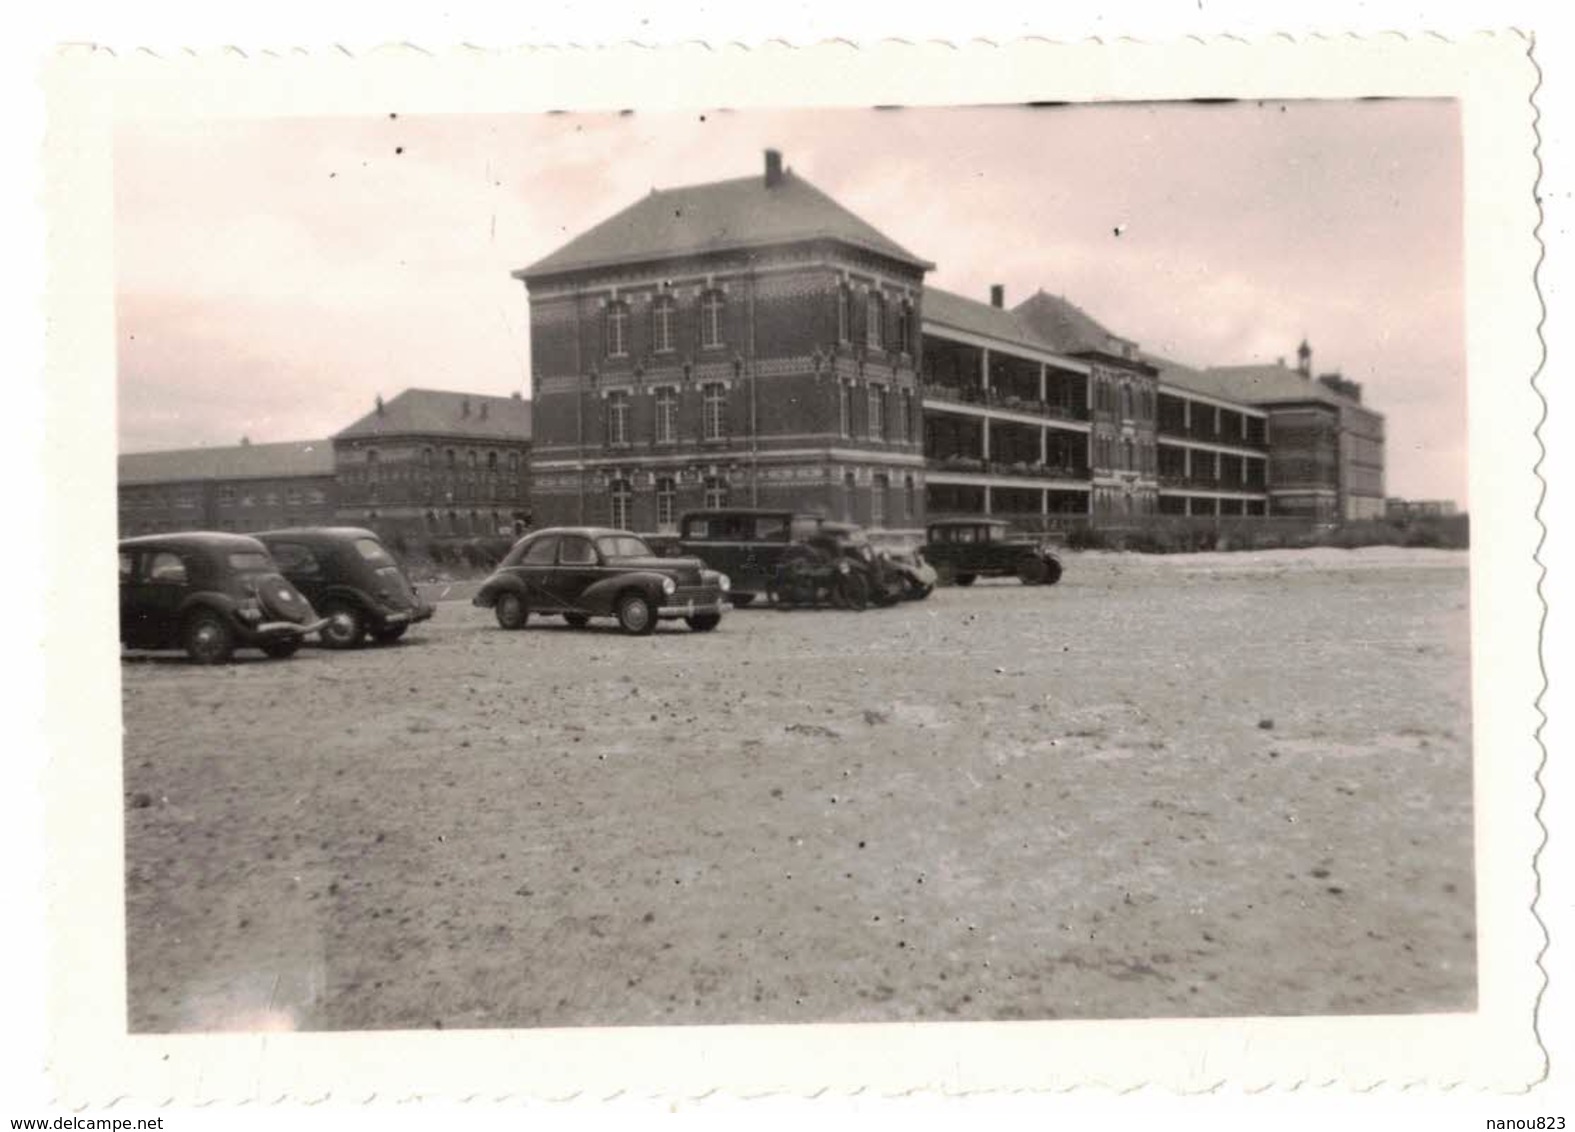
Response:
[116, 100, 1464, 503]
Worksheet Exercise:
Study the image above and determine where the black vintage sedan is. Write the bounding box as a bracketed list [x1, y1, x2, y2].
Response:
[923, 517, 1064, 586]
[256, 527, 434, 648]
[473, 527, 730, 635]
[119, 532, 328, 663]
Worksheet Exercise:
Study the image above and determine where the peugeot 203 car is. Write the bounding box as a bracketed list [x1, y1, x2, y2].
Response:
[922, 517, 1064, 586]
[256, 527, 434, 648]
[472, 527, 730, 635]
[119, 532, 329, 663]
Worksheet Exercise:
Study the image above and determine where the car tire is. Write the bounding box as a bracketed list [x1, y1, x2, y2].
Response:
[183, 611, 235, 665]
[934, 562, 956, 586]
[563, 613, 590, 628]
[370, 624, 408, 644]
[320, 600, 367, 648]
[837, 571, 870, 611]
[730, 593, 756, 608]
[494, 591, 528, 630]
[954, 573, 978, 587]
[686, 613, 722, 632]
[260, 638, 302, 659]
[616, 591, 656, 636]
[907, 582, 934, 601]
[1042, 558, 1064, 586]
[1017, 557, 1049, 585]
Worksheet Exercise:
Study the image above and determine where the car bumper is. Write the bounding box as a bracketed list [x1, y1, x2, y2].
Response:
[247, 617, 331, 640]
[379, 603, 435, 626]
[657, 596, 726, 618]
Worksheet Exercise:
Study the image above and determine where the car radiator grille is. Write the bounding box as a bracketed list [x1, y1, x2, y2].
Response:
[671, 585, 717, 604]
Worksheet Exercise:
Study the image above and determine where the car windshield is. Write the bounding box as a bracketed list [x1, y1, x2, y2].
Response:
[227, 552, 276, 573]
[354, 538, 395, 566]
[596, 535, 652, 558]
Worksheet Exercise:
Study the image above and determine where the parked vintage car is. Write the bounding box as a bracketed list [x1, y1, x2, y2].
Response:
[255, 527, 434, 648]
[770, 522, 909, 610]
[472, 526, 730, 635]
[119, 532, 328, 663]
[922, 517, 1064, 586]
[865, 530, 939, 600]
[667, 509, 826, 605]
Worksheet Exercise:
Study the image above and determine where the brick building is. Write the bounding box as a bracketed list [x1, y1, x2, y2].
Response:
[333, 388, 533, 539]
[118, 439, 338, 536]
[117, 388, 532, 540]
[517, 150, 931, 532]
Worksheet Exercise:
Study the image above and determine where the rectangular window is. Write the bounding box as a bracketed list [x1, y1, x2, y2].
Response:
[839, 382, 852, 438]
[871, 473, 888, 528]
[868, 384, 886, 440]
[654, 387, 677, 444]
[866, 291, 884, 350]
[608, 479, 632, 530]
[895, 303, 911, 355]
[837, 285, 851, 343]
[605, 302, 629, 358]
[655, 476, 677, 529]
[702, 382, 727, 441]
[606, 390, 630, 445]
[700, 290, 725, 349]
[652, 297, 676, 354]
[704, 476, 728, 509]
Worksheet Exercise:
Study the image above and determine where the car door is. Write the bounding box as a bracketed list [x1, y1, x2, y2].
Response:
[118, 549, 141, 645]
[265, 540, 326, 609]
[551, 534, 603, 612]
[513, 533, 561, 609]
[125, 548, 190, 647]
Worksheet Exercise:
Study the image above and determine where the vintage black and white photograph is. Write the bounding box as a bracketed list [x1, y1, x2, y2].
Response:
[111, 97, 1480, 1032]
[32, 31, 1549, 1105]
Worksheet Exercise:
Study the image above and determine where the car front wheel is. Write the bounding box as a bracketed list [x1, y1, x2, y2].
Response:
[686, 613, 722, 632]
[260, 638, 302, 659]
[837, 570, 870, 611]
[954, 573, 978, 587]
[1042, 558, 1064, 586]
[370, 624, 408, 644]
[563, 613, 589, 628]
[494, 591, 529, 630]
[616, 592, 656, 635]
[320, 600, 367, 648]
[183, 611, 235, 665]
[1017, 557, 1049, 585]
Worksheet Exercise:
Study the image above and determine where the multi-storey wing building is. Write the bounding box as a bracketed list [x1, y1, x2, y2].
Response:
[333, 388, 534, 538]
[516, 150, 931, 532]
[918, 287, 1094, 524]
[1142, 355, 1272, 518]
[117, 388, 532, 540]
[118, 439, 338, 536]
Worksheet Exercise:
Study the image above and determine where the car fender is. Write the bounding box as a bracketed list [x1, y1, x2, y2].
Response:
[472, 573, 525, 608]
[580, 572, 666, 614]
[176, 591, 241, 622]
[314, 582, 380, 615]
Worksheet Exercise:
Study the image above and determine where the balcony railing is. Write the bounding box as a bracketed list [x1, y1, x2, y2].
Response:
[928, 455, 1091, 481]
[1158, 473, 1268, 493]
[924, 384, 1090, 422]
[1157, 422, 1268, 450]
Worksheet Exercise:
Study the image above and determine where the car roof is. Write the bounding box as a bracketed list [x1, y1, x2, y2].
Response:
[119, 531, 269, 552]
[524, 526, 639, 540]
[254, 526, 380, 543]
[928, 517, 1009, 527]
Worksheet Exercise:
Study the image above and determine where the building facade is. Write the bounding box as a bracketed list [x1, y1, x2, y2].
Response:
[118, 440, 338, 536]
[518, 150, 930, 532]
[117, 388, 532, 541]
[333, 388, 534, 539]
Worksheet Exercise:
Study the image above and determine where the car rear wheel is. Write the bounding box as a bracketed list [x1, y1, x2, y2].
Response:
[1042, 558, 1064, 586]
[370, 624, 408, 644]
[494, 591, 528, 630]
[954, 573, 978, 587]
[183, 611, 235, 665]
[320, 600, 367, 648]
[260, 638, 302, 659]
[686, 613, 722, 632]
[563, 613, 589, 628]
[837, 570, 870, 611]
[616, 592, 656, 635]
[730, 593, 756, 608]
[1017, 557, 1049, 585]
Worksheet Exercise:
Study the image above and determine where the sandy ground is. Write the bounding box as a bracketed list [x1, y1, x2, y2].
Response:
[120, 547, 1475, 1032]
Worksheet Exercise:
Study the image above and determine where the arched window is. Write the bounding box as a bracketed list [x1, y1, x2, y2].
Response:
[606, 390, 631, 445]
[487, 451, 498, 472]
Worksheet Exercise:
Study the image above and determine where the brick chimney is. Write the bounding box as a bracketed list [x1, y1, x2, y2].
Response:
[375, 393, 385, 415]
[990, 284, 1004, 309]
[764, 148, 783, 187]
[1297, 338, 1312, 377]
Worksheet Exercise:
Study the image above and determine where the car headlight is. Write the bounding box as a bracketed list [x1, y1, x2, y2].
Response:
[662, 576, 677, 595]
[717, 573, 731, 592]
[837, 560, 850, 574]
